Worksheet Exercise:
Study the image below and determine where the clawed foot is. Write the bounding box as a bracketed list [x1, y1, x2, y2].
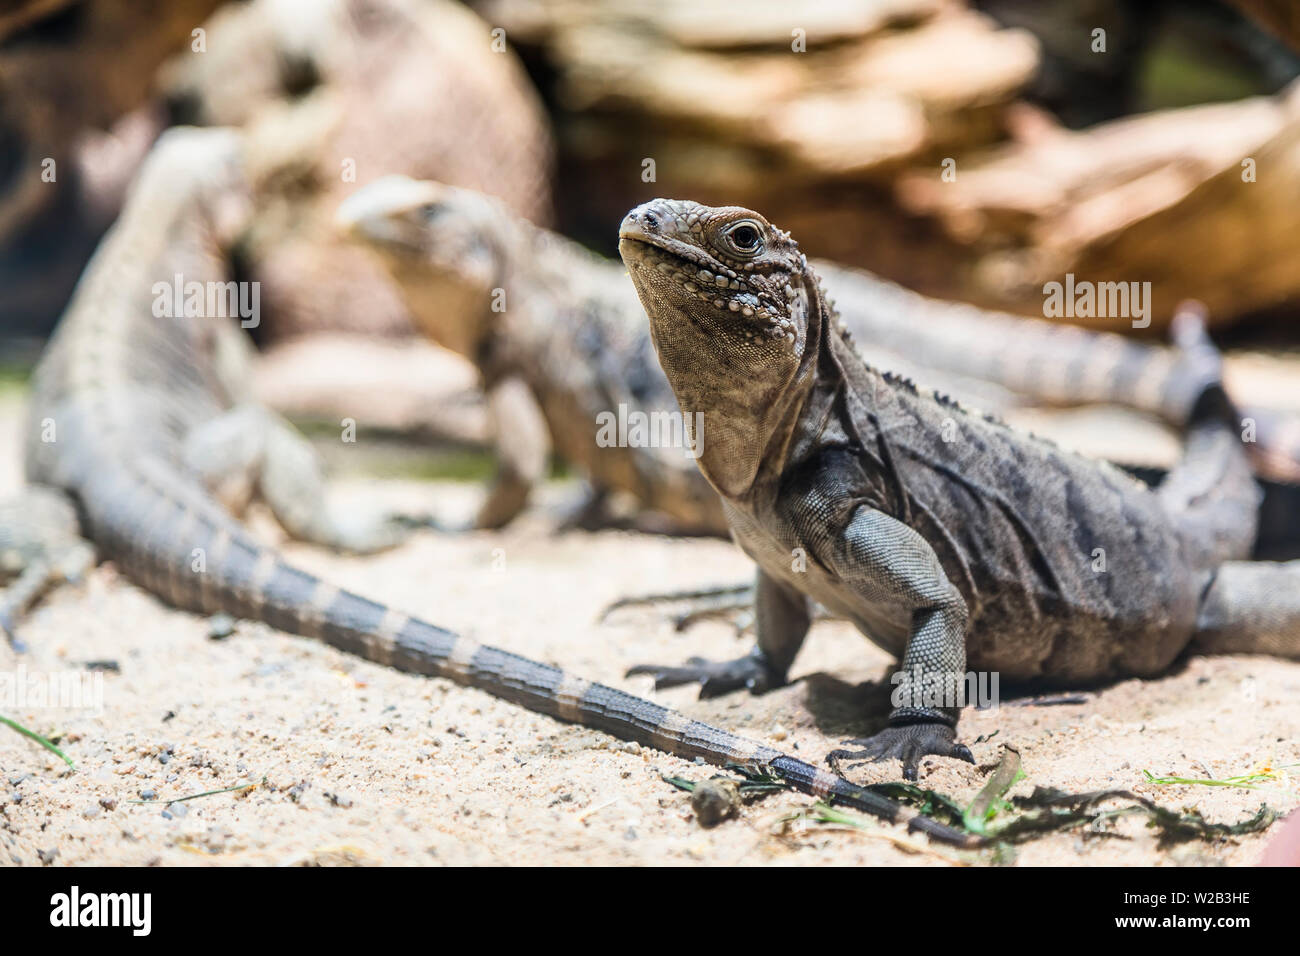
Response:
[826, 722, 974, 781]
[626, 650, 782, 698]
[599, 583, 754, 634]
[1, 613, 26, 653]
[331, 511, 434, 554]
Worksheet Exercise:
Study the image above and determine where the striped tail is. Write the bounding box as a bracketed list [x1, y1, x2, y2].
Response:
[80, 462, 982, 848]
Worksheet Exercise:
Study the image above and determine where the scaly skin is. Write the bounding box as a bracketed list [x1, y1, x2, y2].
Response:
[619, 198, 1300, 780]
[0, 131, 975, 845]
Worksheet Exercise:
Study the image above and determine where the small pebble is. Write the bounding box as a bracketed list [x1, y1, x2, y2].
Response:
[691, 779, 741, 828]
[207, 613, 236, 640]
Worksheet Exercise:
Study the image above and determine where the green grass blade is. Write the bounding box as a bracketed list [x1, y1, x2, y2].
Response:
[0, 714, 75, 768]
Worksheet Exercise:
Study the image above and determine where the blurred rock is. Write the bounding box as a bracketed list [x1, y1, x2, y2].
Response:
[254, 333, 489, 447]
[0, 0, 224, 334]
[898, 83, 1300, 328]
[158, 0, 556, 342]
[480, 0, 1040, 292]
[482, 0, 1300, 328]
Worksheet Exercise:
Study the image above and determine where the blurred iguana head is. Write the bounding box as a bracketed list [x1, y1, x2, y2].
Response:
[618, 199, 827, 496]
[337, 175, 515, 357]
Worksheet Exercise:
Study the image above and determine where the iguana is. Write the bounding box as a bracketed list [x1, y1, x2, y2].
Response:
[341, 176, 1300, 543]
[338, 177, 725, 533]
[0, 129, 975, 846]
[618, 197, 1300, 779]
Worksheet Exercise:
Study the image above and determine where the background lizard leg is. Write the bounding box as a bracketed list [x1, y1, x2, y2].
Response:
[625, 569, 808, 696]
[0, 487, 95, 648]
[184, 404, 417, 553]
[474, 375, 550, 530]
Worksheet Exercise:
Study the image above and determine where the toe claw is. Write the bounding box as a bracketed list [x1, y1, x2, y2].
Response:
[626, 652, 781, 699]
[824, 722, 970, 780]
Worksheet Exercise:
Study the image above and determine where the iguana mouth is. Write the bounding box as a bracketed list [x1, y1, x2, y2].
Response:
[336, 174, 444, 254]
[619, 205, 736, 277]
[618, 231, 726, 278]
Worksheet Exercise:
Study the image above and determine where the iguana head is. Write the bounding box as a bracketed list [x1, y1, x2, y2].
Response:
[337, 175, 511, 357]
[619, 199, 824, 496]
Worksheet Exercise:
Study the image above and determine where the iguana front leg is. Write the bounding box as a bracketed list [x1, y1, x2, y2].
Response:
[812, 507, 974, 780]
[476, 374, 550, 529]
[626, 568, 808, 696]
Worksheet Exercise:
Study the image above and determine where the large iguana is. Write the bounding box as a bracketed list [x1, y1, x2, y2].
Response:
[341, 175, 1300, 541]
[0, 129, 976, 846]
[617, 197, 1300, 779]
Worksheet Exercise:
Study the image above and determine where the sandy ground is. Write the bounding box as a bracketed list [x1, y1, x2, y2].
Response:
[1, 387, 1298, 867]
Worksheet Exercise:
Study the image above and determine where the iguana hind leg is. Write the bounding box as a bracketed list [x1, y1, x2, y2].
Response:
[0, 487, 95, 648]
[1155, 312, 1260, 568]
[183, 404, 417, 554]
[1192, 560, 1300, 658]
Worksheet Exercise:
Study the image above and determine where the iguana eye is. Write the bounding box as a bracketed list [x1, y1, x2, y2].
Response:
[722, 220, 764, 257]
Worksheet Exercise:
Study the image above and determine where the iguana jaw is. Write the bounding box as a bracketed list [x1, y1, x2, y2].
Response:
[619, 199, 811, 497]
